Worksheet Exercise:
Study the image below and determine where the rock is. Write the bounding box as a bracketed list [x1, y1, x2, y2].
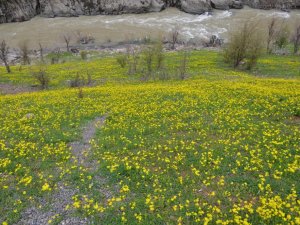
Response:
[70, 48, 79, 54]
[180, 0, 212, 14]
[0, 0, 38, 23]
[40, 0, 166, 18]
[0, 0, 166, 23]
[1, 0, 296, 24]
[206, 35, 223, 47]
[24, 113, 35, 119]
[242, 0, 294, 10]
[211, 0, 231, 9]
[231, 0, 244, 9]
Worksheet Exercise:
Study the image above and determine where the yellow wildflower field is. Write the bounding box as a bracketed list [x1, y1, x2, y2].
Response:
[0, 51, 300, 224]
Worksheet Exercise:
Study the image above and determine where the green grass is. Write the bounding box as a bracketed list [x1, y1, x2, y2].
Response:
[1, 50, 299, 91]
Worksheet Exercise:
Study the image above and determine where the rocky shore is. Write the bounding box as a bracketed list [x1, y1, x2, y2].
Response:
[0, 0, 299, 24]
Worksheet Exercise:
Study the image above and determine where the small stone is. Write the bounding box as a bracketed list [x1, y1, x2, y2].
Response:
[25, 113, 35, 119]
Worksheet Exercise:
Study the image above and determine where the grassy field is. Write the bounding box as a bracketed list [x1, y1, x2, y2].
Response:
[0, 50, 300, 224]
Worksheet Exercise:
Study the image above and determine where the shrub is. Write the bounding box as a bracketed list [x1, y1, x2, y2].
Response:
[154, 40, 165, 70]
[126, 46, 140, 75]
[170, 28, 180, 50]
[70, 73, 85, 88]
[223, 21, 263, 70]
[80, 51, 88, 60]
[50, 49, 61, 64]
[32, 67, 50, 89]
[78, 87, 84, 98]
[292, 24, 300, 54]
[86, 69, 93, 86]
[143, 46, 155, 79]
[274, 23, 290, 50]
[116, 54, 128, 68]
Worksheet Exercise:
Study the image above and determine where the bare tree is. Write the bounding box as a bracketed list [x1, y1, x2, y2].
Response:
[19, 41, 31, 65]
[143, 46, 155, 79]
[31, 66, 50, 89]
[155, 39, 165, 70]
[178, 51, 189, 80]
[223, 21, 263, 69]
[127, 46, 139, 75]
[170, 28, 180, 50]
[292, 24, 300, 54]
[63, 34, 72, 52]
[0, 40, 11, 73]
[38, 42, 44, 62]
[267, 18, 277, 54]
[274, 20, 290, 50]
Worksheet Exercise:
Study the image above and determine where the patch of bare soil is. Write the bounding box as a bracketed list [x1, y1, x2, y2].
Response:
[18, 116, 107, 225]
[0, 84, 38, 95]
[292, 115, 300, 123]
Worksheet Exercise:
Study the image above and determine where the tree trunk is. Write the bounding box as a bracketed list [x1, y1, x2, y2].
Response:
[4, 61, 11, 73]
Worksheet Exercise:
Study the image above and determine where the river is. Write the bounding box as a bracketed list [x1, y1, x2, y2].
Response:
[0, 7, 299, 49]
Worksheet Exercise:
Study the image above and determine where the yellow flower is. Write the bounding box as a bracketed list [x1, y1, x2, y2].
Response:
[42, 183, 51, 191]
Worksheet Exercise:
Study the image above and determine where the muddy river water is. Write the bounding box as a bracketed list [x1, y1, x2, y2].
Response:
[0, 7, 299, 49]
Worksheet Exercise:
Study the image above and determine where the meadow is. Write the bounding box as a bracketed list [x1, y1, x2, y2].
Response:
[0, 50, 300, 224]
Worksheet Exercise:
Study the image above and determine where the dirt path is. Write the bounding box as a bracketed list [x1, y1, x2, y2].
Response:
[70, 116, 106, 169]
[18, 116, 106, 225]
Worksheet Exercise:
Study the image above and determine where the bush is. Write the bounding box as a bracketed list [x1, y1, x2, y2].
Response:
[154, 40, 165, 70]
[274, 25, 290, 50]
[223, 22, 263, 70]
[143, 46, 155, 79]
[80, 51, 88, 60]
[50, 49, 61, 64]
[126, 46, 140, 75]
[70, 73, 85, 88]
[292, 24, 300, 54]
[170, 28, 180, 50]
[78, 87, 84, 99]
[116, 54, 128, 68]
[70, 71, 93, 87]
[32, 67, 50, 89]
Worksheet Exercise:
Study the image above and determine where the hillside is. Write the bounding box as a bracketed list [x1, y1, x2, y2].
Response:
[0, 50, 300, 224]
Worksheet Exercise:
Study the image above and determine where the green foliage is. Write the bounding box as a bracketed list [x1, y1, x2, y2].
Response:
[116, 54, 127, 68]
[274, 25, 290, 50]
[80, 51, 88, 60]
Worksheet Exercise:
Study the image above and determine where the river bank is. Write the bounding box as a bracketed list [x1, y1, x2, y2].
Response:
[0, 7, 299, 49]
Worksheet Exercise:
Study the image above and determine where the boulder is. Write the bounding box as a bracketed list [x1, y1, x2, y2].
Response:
[242, 0, 294, 10]
[180, 0, 212, 14]
[0, 0, 38, 23]
[40, 0, 165, 18]
[40, 0, 84, 18]
[211, 0, 231, 9]
[0, 0, 166, 23]
[231, 0, 244, 8]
